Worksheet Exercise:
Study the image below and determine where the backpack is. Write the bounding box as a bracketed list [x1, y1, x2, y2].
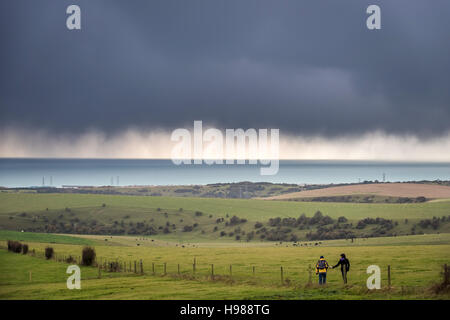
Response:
[317, 259, 327, 269]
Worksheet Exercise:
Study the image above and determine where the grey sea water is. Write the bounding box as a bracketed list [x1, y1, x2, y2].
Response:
[0, 158, 450, 188]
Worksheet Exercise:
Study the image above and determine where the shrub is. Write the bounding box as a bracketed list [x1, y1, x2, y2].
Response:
[229, 215, 247, 226]
[45, 247, 54, 260]
[82, 246, 96, 266]
[195, 211, 203, 216]
[22, 244, 29, 254]
[7, 240, 23, 253]
[337, 216, 348, 223]
[66, 255, 76, 263]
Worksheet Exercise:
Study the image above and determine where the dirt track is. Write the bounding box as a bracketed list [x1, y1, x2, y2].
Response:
[262, 183, 450, 200]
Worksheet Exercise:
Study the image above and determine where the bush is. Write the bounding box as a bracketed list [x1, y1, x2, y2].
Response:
[45, 247, 54, 260]
[22, 244, 29, 255]
[66, 255, 76, 263]
[82, 246, 96, 266]
[337, 216, 348, 223]
[229, 215, 247, 226]
[7, 240, 23, 253]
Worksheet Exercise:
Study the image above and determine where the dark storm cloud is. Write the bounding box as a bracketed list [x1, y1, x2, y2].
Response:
[0, 0, 449, 137]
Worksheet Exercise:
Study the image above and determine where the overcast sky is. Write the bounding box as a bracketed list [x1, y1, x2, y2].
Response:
[1, 1, 449, 159]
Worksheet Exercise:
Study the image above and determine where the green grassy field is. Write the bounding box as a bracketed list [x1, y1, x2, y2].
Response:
[1, 193, 449, 243]
[0, 234, 448, 299]
[0, 230, 96, 245]
[2, 193, 450, 220]
[0, 192, 449, 299]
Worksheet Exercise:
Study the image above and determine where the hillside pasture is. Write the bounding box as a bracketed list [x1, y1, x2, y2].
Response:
[263, 183, 450, 200]
[0, 234, 449, 299]
[1, 192, 450, 221]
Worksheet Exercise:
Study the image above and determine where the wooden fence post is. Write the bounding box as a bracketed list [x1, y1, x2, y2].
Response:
[281, 266, 284, 285]
[152, 262, 155, 275]
[252, 266, 255, 276]
[134, 261, 137, 273]
[387, 265, 391, 289]
[308, 264, 312, 284]
[164, 263, 167, 275]
[178, 264, 180, 275]
[193, 257, 196, 274]
[444, 264, 449, 286]
[229, 265, 232, 278]
[193, 263, 195, 275]
[211, 264, 214, 280]
[140, 259, 143, 274]
[98, 265, 101, 279]
[29, 271, 32, 282]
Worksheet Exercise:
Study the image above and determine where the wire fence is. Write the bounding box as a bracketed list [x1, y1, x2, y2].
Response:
[2, 245, 448, 291]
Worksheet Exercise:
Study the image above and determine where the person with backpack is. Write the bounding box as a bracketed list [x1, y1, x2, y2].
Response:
[332, 253, 350, 284]
[315, 256, 329, 285]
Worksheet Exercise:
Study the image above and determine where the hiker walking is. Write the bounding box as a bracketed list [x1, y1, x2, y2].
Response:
[315, 256, 329, 285]
[332, 253, 350, 284]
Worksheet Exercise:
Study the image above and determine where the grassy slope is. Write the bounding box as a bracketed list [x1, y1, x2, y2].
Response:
[71, 233, 450, 247]
[5, 238, 448, 288]
[0, 230, 96, 245]
[1, 193, 450, 220]
[0, 241, 448, 299]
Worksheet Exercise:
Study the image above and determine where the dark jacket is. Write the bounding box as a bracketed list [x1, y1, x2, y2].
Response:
[333, 258, 350, 273]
